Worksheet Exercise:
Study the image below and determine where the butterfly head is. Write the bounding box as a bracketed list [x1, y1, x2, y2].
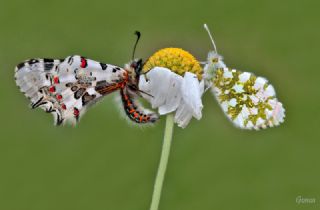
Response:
[130, 58, 143, 76]
[123, 58, 143, 93]
[125, 58, 142, 78]
[202, 24, 227, 82]
[122, 31, 143, 89]
[207, 51, 226, 69]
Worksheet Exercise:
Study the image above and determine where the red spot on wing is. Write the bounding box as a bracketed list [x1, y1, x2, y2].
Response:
[61, 103, 66, 110]
[80, 57, 87, 68]
[56, 94, 62, 100]
[53, 76, 59, 84]
[73, 108, 80, 116]
[49, 86, 56, 93]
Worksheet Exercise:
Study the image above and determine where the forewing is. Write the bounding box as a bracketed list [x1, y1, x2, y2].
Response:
[15, 55, 126, 125]
[212, 67, 285, 129]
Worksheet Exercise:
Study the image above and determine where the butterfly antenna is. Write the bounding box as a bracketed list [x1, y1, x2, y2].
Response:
[137, 89, 154, 98]
[132, 31, 141, 60]
[204, 24, 218, 54]
[128, 84, 154, 98]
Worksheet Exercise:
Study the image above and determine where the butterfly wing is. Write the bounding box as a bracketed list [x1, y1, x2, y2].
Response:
[212, 67, 285, 129]
[15, 55, 127, 125]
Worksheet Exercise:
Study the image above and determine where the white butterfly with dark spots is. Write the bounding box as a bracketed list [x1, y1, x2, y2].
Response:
[14, 32, 158, 125]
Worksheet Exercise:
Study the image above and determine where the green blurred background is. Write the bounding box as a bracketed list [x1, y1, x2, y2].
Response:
[0, 0, 319, 209]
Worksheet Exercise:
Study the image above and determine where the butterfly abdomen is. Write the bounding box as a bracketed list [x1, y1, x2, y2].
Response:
[120, 88, 158, 124]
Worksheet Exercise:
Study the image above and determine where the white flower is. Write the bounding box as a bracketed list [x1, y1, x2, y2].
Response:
[139, 67, 204, 128]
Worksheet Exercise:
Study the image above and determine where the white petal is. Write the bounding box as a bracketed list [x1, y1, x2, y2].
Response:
[139, 67, 180, 108]
[139, 74, 153, 101]
[174, 102, 193, 128]
[139, 68, 204, 128]
[158, 72, 183, 114]
[181, 72, 204, 120]
[139, 74, 151, 92]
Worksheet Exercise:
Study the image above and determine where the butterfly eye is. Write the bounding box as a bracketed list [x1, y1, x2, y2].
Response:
[212, 58, 219, 63]
[130, 62, 137, 68]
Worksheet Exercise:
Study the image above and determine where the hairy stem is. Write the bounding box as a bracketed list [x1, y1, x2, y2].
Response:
[149, 114, 174, 210]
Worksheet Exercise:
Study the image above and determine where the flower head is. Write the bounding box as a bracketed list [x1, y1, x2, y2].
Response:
[139, 48, 204, 128]
[143, 48, 203, 79]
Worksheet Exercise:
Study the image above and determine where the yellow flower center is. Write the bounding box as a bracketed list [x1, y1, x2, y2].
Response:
[143, 48, 203, 80]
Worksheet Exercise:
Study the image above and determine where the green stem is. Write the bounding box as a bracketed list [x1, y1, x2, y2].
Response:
[149, 114, 174, 210]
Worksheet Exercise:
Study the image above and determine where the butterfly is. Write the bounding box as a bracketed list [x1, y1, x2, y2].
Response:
[202, 24, 285, 130]
[14, 32, 158, 126]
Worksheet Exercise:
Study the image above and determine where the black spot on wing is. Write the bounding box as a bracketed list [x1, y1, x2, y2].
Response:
[71, 86, 78, 92]
[74, 88, 86, 99]
[112, 67, 121, 73]
[82, 92, 96, 106]
[95, 80, 108, 92]
[44, 58, 54, 63]
[31, 96, 45, 109]
[44, 62, 54, 71]
[100, 63, 108, 70]
[16, 62, 25, 69]
[66, 82, 73, 87]
[28, 59, 39, 65]
[55, 111, 64, 126]
[68, 56, 74, 65]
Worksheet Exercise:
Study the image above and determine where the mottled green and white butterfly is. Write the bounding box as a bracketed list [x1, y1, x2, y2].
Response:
[203, 24, 285, 130]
